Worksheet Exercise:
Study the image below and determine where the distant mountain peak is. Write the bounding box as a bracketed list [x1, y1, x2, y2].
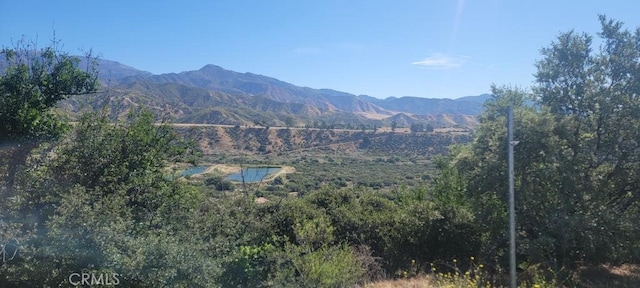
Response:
[200, 64, 225, 71]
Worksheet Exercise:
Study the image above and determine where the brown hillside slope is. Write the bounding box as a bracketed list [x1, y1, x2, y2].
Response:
[173, 125, 472, 155]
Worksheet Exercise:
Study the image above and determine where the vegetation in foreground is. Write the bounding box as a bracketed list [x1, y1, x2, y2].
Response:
[1, 16, 639, 287]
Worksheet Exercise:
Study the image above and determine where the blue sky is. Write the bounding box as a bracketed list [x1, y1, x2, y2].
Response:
[2, 1, 639, 99]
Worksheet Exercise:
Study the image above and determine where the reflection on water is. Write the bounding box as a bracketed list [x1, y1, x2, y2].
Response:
[226, 167, 280, 183]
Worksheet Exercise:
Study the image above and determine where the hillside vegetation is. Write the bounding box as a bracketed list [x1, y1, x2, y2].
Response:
[176, 125, 471, 155]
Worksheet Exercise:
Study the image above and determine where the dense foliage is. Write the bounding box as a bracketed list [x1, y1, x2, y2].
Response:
[0, 40, 98, 215]
[450, 15, 640, 273]
[0, 40, 97, 142]
[1, 107, 477, 286]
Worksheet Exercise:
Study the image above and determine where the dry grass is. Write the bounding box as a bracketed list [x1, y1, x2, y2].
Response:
[364, 264, 640, 288]
[204, 164, 241, 174]
[365, 275, 435, 288]
[254, 196, 269, 204]
[355, 111, 398, 120]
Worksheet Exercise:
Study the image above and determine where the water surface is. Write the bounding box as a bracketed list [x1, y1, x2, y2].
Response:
[225, 167, 281, 183]
[180, 166, 207, 176]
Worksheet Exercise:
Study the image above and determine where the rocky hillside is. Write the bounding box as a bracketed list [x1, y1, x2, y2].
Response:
[176, 125, 473, 156]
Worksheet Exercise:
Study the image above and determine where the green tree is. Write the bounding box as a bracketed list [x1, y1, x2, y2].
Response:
[448, 16, 640, 272]
[0, 39, 98, 206]
[284, 116, 295, 128]
[410, 122, 425, 133]
[530, 15, 640, 266]
[205, 175, 236, 191]
[453, 86, 555, 268]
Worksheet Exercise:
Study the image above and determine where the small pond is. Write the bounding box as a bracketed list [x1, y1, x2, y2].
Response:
[225, 167, 281, 183]
[180, 166, 208, 176]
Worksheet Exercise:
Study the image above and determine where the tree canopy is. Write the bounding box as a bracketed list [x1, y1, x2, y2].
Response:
[1, 39, 99, 212]
[449, 15, 640, 269]
[0, 39, 98, 142]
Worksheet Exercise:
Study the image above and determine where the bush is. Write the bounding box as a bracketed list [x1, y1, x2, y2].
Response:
[291, 244, 366, 287]
[205, 176, 236, 191]
[264, 217, 368, 287]
[272, 176, 284, 185]
[219, 244, 276, 288]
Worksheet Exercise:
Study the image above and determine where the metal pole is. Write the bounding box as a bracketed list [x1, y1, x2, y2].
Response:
[507, 106, 516, 288]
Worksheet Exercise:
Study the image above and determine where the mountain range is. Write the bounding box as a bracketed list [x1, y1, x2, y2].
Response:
[10, 56, 492, 128]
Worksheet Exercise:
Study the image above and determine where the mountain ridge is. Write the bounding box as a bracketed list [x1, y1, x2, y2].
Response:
[0, 56, 490, 128]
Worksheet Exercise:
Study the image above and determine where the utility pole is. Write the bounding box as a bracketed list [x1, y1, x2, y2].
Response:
[507, 106, 517, 288]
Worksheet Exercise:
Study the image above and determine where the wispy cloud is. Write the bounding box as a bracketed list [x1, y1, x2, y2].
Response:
[412, 53, 469, 69]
